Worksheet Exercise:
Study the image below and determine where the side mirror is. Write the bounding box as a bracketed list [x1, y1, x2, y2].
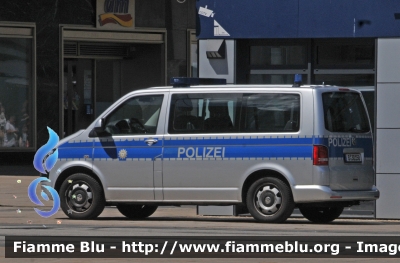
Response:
[89, 118, 106, 137]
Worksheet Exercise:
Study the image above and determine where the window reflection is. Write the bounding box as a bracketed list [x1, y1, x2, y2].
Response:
[0, 38, 33, 148]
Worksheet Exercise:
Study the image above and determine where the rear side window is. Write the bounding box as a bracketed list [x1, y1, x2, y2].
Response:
[168, 93, 241, 134]
[242, 93, 300, 132]
[322, 92, 370, 133]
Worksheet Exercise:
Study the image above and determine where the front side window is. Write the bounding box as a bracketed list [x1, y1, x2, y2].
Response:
[168, 93, 241, 134]
[104, 95, 163, 135]
[242, 93, 300, 133]
[322, 92, 370, 133]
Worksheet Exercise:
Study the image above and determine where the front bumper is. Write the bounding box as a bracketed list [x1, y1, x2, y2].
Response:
[293, 185, 380, 203]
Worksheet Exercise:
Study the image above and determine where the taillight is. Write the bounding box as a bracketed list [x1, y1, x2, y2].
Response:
[313, 145, 329, 165]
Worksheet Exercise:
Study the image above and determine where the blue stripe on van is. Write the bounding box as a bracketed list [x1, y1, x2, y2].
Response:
[57, 136, 372, 160]
[93, 147, 162, 160]
[314, 137, 373, 158]
[58, 141, 93, 148]
[92, 139, 159, 148]
[163, 145, 312, 159]
[58, 147, 93, 160]
[164, 137, 313, 146]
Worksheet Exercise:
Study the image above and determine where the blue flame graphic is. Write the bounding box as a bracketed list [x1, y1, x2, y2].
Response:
[33, 127, 59, 174]
[30, 127, 60, 218]
[28, 177, 60, 218]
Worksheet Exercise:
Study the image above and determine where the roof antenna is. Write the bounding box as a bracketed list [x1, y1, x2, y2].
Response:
[292, 74, 302, 87]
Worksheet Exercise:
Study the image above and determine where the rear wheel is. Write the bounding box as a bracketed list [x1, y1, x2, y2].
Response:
[59, 173, 105, 219]
[299, 206, 344, 223]
[117, 204, 158, 219]
[246, 177, 294, 223]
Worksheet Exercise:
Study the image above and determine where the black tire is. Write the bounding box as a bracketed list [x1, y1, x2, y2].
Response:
[117, 204, 158, 219]
[299, 206, 344, 223]
[246, 177, 294, 223]
[59, 173, 105, 219]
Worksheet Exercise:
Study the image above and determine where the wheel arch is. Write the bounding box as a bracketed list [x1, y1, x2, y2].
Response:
[54, 166, 104, 193]
[241, 169, 292, 205]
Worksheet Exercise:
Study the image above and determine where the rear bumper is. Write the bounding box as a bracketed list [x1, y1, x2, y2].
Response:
[293, 185, 380, 203]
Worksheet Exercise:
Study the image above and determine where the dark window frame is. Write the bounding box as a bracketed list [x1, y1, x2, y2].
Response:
[241, 93, 301, 133]
[103, 94, 164, 136]
[168, 93, 242, 134]
[322, 91, 370, 133]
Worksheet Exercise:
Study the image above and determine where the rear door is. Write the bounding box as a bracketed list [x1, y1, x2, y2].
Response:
[320, 90, 374, 190]
[162, 92, 243, 201]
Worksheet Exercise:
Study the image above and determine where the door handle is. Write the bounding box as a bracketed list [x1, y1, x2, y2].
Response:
[145, 138, 158, 146]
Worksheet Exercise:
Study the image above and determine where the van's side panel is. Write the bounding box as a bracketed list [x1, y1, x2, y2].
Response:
[162, 88, 314, 202]
[162, 135, 314, 202]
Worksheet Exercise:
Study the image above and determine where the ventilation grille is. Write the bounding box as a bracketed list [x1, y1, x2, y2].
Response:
[64, 42, 129, 57]
[64, 43, 78, 56]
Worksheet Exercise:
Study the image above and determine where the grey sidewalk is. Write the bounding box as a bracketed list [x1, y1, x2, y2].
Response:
[0, 175, 45, 209]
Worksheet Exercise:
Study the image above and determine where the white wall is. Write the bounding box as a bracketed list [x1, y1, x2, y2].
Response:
[199, 39, 235, 84]
[376, 38, 400, 218]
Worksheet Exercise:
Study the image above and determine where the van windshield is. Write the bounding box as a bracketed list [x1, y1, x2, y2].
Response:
[322, 92, 370, 133]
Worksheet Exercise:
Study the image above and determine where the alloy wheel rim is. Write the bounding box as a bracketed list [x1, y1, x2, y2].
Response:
[65, 180, 93, 213]
[254, 184, 282, 215]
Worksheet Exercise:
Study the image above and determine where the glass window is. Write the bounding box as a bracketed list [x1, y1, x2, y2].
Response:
[315, 42, 374, 67]
[314, 74, 374, 86]
[190, 43, 198, 77]
[248, 74, 307, 85]
[188, 30, 198, 77]
[104, 95, 163, 135]
[322, 92, 370, 133]
[0, 38, 33, 148]
[242, 93, 300, 133]
[250, 46, 306, 67]
[168, 93, 241, 134]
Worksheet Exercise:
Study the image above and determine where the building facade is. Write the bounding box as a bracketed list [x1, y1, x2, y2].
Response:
[0, 0, 197, 166]
[196, 0, 400, 219]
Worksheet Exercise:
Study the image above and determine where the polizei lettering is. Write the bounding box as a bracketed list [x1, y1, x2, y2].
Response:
[328, 137, 352, 147]
[178, 147, 225, 158]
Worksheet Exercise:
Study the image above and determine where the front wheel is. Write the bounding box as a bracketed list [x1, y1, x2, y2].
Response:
[246, 177, 294, 223]
[59, 173, 105, 219]
[117, 204, 158, 219]
[299, 206, 344, 223]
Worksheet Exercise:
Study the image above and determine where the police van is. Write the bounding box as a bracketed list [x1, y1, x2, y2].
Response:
[46, 78, 379, 223]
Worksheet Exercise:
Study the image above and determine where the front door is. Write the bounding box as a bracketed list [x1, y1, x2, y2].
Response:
[92, 93, 166, 201]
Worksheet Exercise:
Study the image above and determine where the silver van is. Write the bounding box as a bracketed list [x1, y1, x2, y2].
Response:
[46, 79, 379, 223]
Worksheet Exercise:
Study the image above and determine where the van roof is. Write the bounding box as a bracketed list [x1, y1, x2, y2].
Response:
[147, 84, 353, 90]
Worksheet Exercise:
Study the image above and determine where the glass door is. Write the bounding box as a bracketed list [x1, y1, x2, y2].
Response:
[95, 60, 123, 117]
[63, 59, 94, 137]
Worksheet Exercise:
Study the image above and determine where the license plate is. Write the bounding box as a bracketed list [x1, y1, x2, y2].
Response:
[345, 153, 362, 163]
